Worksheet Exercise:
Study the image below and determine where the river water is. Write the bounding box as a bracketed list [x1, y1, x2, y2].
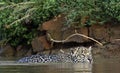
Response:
[0, 56, 120, 73]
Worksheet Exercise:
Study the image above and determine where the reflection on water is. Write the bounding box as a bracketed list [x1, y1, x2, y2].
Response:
[0, 65, 73, 73]
[0, 62, 92, 73]
[93, 62, 120, 73]
[0, 57, 120, 73]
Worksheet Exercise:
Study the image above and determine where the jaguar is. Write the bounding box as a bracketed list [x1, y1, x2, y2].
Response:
[17, 46, 93, 63]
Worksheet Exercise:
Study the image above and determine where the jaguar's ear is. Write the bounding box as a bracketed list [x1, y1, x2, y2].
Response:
[88, 46, 92, 51]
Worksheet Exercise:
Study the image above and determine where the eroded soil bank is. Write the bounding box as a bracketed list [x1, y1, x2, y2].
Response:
[0, 16, 120, 59]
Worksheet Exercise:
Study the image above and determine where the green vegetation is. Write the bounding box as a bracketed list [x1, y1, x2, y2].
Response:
[0, 0, 120, 47]
[0, 0, 61, 47]
[58, 0, 120, 26]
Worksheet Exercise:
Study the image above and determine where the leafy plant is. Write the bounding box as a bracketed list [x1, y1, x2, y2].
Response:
[0, 0, 60, 47]
[0, 0, 119, 47]
[57, 0, 120, 26]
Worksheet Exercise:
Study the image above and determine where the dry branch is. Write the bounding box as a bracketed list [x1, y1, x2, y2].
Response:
[9, 14, 30, 26]
[47, 33, 103, 46]
[0, 2, 35, 11]
[115, 39, 120, 41]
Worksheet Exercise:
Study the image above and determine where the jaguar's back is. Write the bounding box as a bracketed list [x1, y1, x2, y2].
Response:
[17, 46, 93, 63]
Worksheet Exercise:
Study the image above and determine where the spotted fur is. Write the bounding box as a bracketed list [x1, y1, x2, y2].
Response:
[17, 46, 93, 63]
[71, 46, 93, 63]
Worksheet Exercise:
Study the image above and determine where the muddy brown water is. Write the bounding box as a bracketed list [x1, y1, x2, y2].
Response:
[0, 56, 120, 73]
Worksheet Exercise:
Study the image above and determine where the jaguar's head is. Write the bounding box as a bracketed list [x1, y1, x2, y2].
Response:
[59, 46, 93, 63]
[70, 46, 93, 63]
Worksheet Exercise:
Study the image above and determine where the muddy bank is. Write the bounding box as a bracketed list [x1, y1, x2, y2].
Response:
[93, 40, 120, 58]
[0, 15, 120, 58]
